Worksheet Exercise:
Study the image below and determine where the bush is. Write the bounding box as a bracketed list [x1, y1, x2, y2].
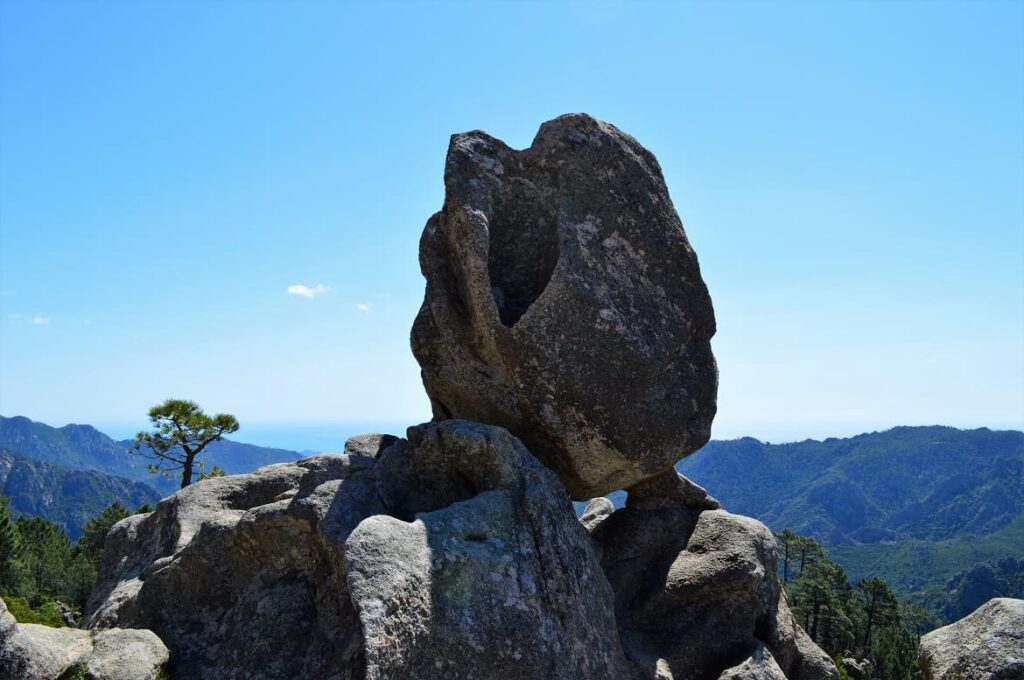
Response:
[2, 595, 65, 627]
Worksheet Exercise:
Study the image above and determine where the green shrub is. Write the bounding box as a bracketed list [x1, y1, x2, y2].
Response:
[2, 595, 65, 627]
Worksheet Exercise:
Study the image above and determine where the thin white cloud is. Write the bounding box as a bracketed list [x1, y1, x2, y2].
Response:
[356, 303, 371, 312]
[287, 283, 333, 299]
[30, 314, 49, 325]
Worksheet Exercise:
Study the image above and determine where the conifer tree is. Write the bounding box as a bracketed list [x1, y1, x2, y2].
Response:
[16, 516, 73, 605]
[132, 399, 239, 488]
[78, 502, 130, 569]
[0, 495, 26, 595]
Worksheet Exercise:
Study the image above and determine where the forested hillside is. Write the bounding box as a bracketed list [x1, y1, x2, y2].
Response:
[0, 448, 159, 540]
[678, 426, 1023, 544]
[674, 426, 1024, 615]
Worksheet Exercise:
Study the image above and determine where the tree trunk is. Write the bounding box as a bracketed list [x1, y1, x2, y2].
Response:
[863, 597, 875, 653]
[181, 454, 194, 488]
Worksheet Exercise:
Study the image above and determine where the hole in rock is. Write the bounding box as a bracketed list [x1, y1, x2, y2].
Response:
[487, 192, 559, 327]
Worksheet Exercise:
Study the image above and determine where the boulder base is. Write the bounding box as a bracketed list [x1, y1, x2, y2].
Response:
[84, 423, 627, 680]
[588, 488, 838, 680]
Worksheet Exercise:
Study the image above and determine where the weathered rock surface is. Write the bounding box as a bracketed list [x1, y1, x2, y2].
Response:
[918, 597, 1024, 680]
[411, 112, 718, 498]
[0, 599, 167, 680]
[348, 420, 629, 679]
[86, 453, 378, 679]
[588, 486, 837, 680]
[85, 422, 627, 679]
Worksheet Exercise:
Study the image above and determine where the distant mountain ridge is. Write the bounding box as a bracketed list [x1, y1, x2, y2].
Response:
[0, 415, 304, 495]
[0, 447, 160, 540]
[677, 425, 1024, 545]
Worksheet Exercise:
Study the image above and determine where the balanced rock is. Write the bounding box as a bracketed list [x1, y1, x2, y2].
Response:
[587, 488, 838, 680]
[918, 597, 1024, 680]
[85, 423, 627, 679]
[411, 113, 718, 498]
[0, 598, 167, 680]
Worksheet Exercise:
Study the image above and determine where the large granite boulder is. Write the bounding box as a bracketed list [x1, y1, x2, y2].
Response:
[411, 113, 717, 498]
[0, 599, 167, 680]
[84, 423, 627, 679]
[587, 478, 838, 680]
[918, 597, 1024, 680]
[348, 420, 630, 679]
[85, 453, 379, 679]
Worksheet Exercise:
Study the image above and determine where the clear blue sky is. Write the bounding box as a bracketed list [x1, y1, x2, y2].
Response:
[2, 1, 1022, 448]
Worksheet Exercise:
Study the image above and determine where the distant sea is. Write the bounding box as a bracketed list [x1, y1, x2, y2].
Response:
[99, 420, 418, 454]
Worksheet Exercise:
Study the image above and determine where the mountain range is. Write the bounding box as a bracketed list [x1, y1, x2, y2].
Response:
[0, 415, 303, 495]
[0, 415, 304, 537]
[2, 414, 1021, 614]
[0, 447, 160, 540]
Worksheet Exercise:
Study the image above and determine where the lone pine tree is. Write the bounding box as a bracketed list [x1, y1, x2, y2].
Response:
[132, 399, 239, 489]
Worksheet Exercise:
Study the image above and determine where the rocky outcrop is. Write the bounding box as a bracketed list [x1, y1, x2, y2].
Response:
[85, 422, 627, 679]
[78, 114, 837, 680]
[0, 599, 167, 680]
[588, 485, 837, 680]
[349, 421, 629, 679]
[411, 113, 717, 499]
[918, 597, 1024, 680]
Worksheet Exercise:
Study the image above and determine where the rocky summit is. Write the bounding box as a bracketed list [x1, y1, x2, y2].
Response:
[411, 113, 717, 499]
[2, 115, 842, 680]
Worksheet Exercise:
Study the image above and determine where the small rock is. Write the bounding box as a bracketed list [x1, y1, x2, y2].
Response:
[626, 468, 720, 511]
[343, 432, 398, 458]
[580, 496, 615, 532]
[0, 599, 168, 680]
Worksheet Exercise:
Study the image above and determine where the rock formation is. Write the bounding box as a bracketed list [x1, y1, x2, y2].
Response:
[588, 476, 836, 680]
[80, 421, 629, 680]
[0, 115, 841, 680]
[411, 113, 717, 499]
[918, 597, 1024, 680]
[0, 598, 167, 680]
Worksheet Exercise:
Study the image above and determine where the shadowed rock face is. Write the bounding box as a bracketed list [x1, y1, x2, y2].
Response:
[587, 487, 838, 680]
[411, 113, 718, 499]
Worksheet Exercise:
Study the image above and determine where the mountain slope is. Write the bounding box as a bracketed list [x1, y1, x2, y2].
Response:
[0, 415, 304, 494]
[0, 447, 160, 540]
[677, 426, 1024, 544]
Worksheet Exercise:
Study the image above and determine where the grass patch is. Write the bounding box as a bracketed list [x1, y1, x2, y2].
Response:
[2, 596, 65, 627]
